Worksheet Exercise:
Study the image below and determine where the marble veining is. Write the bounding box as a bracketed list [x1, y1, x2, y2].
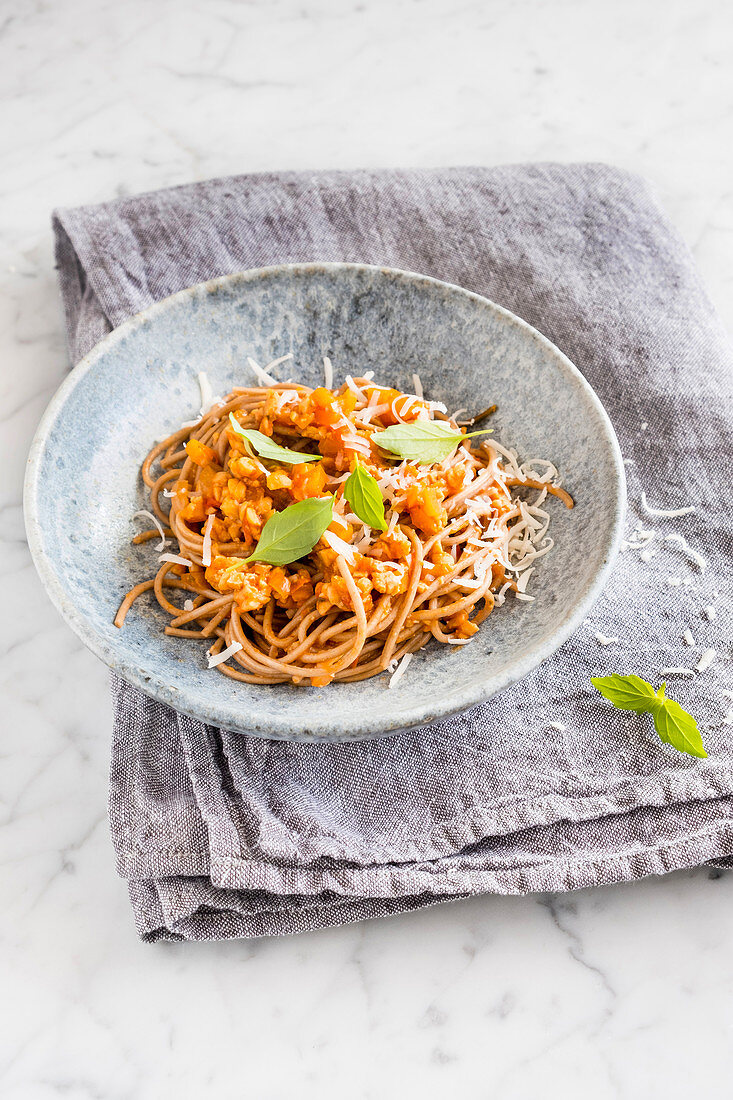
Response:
[2, 0, 732, 1096]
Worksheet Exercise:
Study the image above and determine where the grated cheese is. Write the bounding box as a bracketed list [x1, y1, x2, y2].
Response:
[661, 667, 695, 678]
[207, 641, 243, 669]
[323, 356, 333, 389]
[549, 722, 566, 732]
[132, 509, 168, 551]
[345, 374, 366, 401]
[183, 599, 195, 612]
[665, 533, 706, 572]
[264, 352, 294, 372]
[640, 491, 695, 518]
[247, 356, 279, 386]
[703, 605, 716, 621]
[412, 373, 423, 400]
[594, 632, 619, 646]
[515, 568, 534, 593]
[493, 581, 513, 606]
[388, 652, 413, 688]
[323, 530, 356, 563]
[202, 513, 215, 567]
[355, 403, 390, 424]
[197, 371, 214, 415]
[159, 553, 194, 567]
[683, 628, 695, 647]
[696, 648, 716, 673]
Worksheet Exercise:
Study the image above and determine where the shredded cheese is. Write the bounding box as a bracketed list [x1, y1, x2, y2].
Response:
[660, 667, 695, 678]
[264, 352, 294, 373]
[183, 599, 195, 612]
[345, 374, 366, 401]
[549, 722, 566, 732]
[515, 568, 534, 593]
[665, 533, 706, 572]
[703, 605, 716, 621]
[412, 373, 423, 400]
[323, 356, 333, 389]
[355, 403, 390, 424]
[594, 632, 619, 646]
[323, 530, 356, 563]
[207, 641, 243, 669]
[247, 357, 279, 386]
[640, 491, 695, 518]
[683, 628, 695, 647]
[132, 509, 168, 551]
[696, 648, 716, 673]
[159, 553, 194, 567]
[197, 371, 213, 415]
[202, 513, 215, 568]
[388, 652, 412, 688]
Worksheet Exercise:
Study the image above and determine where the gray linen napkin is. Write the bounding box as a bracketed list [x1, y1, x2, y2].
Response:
[52, 164, 733, 941]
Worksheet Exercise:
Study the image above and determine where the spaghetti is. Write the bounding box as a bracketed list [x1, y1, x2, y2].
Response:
[115, 361, 573, 686]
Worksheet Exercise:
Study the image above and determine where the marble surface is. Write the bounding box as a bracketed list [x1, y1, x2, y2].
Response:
[2, 0, 732, 1095]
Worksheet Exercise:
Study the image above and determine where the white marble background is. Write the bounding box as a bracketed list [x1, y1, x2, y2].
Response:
[2, 0, 732, 1096]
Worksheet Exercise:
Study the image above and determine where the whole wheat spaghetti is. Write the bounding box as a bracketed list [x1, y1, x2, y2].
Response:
[116, 359, 573, 687]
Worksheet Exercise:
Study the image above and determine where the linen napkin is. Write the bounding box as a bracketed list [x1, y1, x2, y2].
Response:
[52, 164, 733, 941]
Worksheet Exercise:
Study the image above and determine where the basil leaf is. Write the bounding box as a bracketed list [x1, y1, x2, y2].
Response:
[652, 698, 707, 758]
[344, 463, 387, 531]
[592, 674, 707, 759]
[245, 497, 334, 565]
[229, 414, 320, 464]
[372, 420, 493, 464]
[590, 674, 659, 712]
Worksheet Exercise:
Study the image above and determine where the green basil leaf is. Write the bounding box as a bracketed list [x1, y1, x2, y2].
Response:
[372, 420, 493, 464]
[229, 414, 320, 464]
[590, 674, 659, 712]
[344, 463, 387, 531]
[245, 497, 334, 565]
[652, 698, 707, 758]
[592, 674, 707, 759]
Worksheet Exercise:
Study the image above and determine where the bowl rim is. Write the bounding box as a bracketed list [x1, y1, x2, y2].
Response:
[24, 262, 626, 741]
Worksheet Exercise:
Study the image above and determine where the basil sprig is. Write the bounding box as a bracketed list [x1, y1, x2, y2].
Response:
[344, 463, 387, 531]
[246, 497, 334, 565]
[229, 414, 320, 464]
[372, 420, 493, 464]
[592, 674, 706, 758]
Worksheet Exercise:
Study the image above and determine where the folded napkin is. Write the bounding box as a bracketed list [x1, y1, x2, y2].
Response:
[53, 164, 733, 941]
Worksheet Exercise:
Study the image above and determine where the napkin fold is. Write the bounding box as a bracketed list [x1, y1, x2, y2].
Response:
[53, 164, 733, 941]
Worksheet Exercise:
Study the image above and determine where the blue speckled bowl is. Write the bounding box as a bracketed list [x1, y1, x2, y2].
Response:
[25, 264, 625, 741]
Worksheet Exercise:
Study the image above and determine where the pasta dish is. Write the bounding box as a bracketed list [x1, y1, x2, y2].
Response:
[115, 356, 573, 687]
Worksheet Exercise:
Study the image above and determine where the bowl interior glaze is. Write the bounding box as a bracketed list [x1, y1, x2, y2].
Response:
[25, 264, 625, 741]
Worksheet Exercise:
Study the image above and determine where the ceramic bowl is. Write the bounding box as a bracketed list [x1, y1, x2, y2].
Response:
[25, 264, 625, 741]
